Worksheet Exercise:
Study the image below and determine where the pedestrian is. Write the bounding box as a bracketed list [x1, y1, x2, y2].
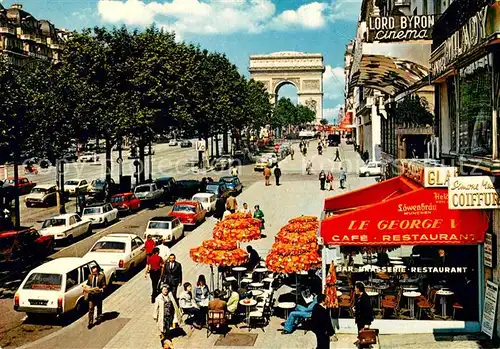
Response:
[194, 274, 210, 323]
[162, 254, 182, 301]
[354, 282, 374, 348]
[263, 166, 271, 186]
[225, 193, 238, 213]
[179, 282, 203, 329]
[274, 165, 282, 186]
[290, 147, 295, 160]
[214, 197, 225, 221]
[240, 202, 251, 215]
[310, 293, 334, 349]
[85, 265, 106, 329]
[339, 167, 346, 189]
[145, 235, 156, 257]
[363, 150, 369, 163]
[334, 149, 341, 162]
[306, 159, 313, 175]
[153, 284, 181, 345]
[145, 247, 164, 303]
[231, 165, 238, 176]
[253, 205, 265, 230]
[326, 171, 334, 191]
[158, 239, 170, 262]
[319, 170, 326, 190]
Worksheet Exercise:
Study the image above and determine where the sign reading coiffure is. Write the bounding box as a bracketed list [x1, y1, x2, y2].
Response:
[449, 176, 500, 210]
[367, 15, 434, 42]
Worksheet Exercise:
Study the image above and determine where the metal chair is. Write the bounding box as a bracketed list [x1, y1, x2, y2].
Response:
[206, 310, 227, 338]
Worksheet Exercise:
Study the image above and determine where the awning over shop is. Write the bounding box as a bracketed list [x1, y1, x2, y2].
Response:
[321, 176, 489, 246]
[349, 55, 429, 96]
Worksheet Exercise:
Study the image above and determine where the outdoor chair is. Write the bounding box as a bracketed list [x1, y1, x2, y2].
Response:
[452, 302, 463, 320]
[339, 292, 354, 317]
[381, 289, 401, 319]
[249, 299, 271, 331]
[206, 310, 228, 338]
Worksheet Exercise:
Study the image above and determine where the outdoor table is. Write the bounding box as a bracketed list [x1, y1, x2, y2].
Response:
[403, 291, 421, 319]
[249, 282, 264, 290]
[390, 260, 404, 265]
[436, 290, 454, 318]
[278, 301, 296, 319]
[241, 278, 253, 286]
[389, 256, 402, 261]
[250, 289, 264, 297]
[403, 286, 418, 292]
[240, 298, 257, 326]
[254, 267, 268, 281]
[233, 266, 247, 285]
[366, 290, 380, 308]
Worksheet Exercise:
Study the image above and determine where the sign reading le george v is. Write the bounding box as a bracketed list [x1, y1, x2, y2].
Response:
[367, 15, 434, 42]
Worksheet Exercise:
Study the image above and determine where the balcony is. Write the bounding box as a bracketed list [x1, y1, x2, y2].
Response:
[0, 26, 16, 35]
[20, 33, 37, 41]
[50, 43, 63, 50]
[35, 36, 47, 45]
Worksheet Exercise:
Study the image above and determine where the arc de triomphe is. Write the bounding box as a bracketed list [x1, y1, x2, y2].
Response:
[249, 51, 325, 123]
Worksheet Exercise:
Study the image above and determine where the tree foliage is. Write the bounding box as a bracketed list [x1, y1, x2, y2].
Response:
[271, 97, 316, 128]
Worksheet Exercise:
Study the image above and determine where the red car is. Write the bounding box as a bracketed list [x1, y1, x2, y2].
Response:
[0, 228, 54, 265]
[110, 192, 141, 214]
[168, 201, 206, 226]
[3, 177, 37, 196]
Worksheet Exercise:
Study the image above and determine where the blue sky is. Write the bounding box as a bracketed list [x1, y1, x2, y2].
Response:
[2, 0, 361, 122]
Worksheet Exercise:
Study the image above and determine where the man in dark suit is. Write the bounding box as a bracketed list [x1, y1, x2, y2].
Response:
[162, 253, 182, 301]
[310, 293, 334, 349]
[86, 265, 107, 329]
[354, 282, 373, 348]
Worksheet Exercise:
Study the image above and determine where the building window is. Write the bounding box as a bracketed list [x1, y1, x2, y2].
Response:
[446, 77, 457, 152]
[458, 55, 492, 157]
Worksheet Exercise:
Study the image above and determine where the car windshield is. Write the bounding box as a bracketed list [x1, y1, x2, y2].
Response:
[91, 180, 105, 187]
[206, 185, 219, 193]
[91, 241, 126, 252]
[83, 207, 102, 215]
[23, 273, 62, 291]
[111, 196, 125, 203]
[31, 188, 48, 194]
[65, 180, 79, 186]
[193, 196, 209, 203]
[173, 205, 196, 213]
[148, 221, 171, 229]
[135, 186, 151, 193]
[0, 236, 14, 251]
[42, 218, 66, 228]
[220, 178, 233, 183]
[4, 179, 15, 185]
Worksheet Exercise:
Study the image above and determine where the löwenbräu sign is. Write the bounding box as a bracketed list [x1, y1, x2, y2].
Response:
[367, 15, 434, 42]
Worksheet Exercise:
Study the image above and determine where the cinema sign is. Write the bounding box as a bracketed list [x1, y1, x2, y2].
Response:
[367, 15, 434, 42]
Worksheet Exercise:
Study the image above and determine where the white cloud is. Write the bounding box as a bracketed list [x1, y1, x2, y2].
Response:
[324, 104, 343, 123]
[270, 2, 328, 30]
[329, 0, 362, 21]
[323, 65, 345, 101]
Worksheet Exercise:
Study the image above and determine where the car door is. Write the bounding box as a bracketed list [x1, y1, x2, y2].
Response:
[64, 267, 82, 312]
[67, 215, 80, 238]
[80, 180, 88, 193]
[131, 237, 146, 265]
[196, 202, 205, 222]
[47, 186, 56, 205]
[73, 214, 87, 237]
[172, 219, 181, 239]
[130, 194, 140, 210]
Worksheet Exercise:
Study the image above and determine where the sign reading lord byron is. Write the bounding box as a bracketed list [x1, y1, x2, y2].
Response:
[448, 176, 500, 210]
[367, 15, 434, 42]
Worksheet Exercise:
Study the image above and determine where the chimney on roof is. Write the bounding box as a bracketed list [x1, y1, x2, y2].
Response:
[11, 4, 23, 9]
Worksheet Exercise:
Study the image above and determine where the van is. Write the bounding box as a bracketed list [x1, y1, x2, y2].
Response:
[14, 257, 115, 317]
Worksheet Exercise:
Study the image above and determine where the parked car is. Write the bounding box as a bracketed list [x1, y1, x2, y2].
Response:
[64, 179, 88, 196]
[84, 234, 146, 277]
[192, 193, 217, 213]
[156, 177, 177, 202]
[213, 155, 234, 170]
[79, 152, 99, 162]
[110, 193, 141, 214]
[219, 176, 243, 194]
[25, 184, 57, 207]
[254, 153, 277, 171]
[359, 161, 382, 177]
[40, 213, 92, 244]
[180, 140, 192, 148]
[262, 153, 278, 166]
[205, 181, 230, 200]
[144, 216, 184, 243]
[3, 177, 37, 195]
[0, 228, 54, 265]
[87, 178, 119, 198]
[168, 201, 206, 227]
[175, 180, 201, 199]
[133, 183, 163, 203]
[168, 139, 178, 146]
[14, 258, 115, 317]
[82, 203, 119, 227]
[62, 151, 78, 162]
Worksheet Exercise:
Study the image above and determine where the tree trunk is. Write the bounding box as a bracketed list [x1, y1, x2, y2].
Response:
[198, 132, 203, 169]
[139, 141, 146, 183]
[222, 127, 228, 154]
[210, 136, 214, 161]
[204, 136, 209, 169]
[105, 138, 112, 184]
[215, 134, 220, 157]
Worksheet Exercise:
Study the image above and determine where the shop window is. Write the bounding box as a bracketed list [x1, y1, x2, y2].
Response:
[446, 77, 457, 152]
[458, 55, 492, 157]
[494, 51, 500, 160]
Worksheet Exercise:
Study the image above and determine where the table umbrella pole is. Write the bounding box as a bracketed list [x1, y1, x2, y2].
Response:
[210, 265, 215, 292]
[296, 274, 299, 304]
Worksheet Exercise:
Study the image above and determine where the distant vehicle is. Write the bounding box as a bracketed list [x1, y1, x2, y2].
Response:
[14, 258, 115, 317]
[110, 193, 141, 214]
[25, 184, 57, 207]
[192, 193, 217, 213]
[213, 155, 234, 170]
[62, 151, 78, 162]
[87, 178, 119, 198]
[168, 201, 206, 227]
[168, 139, 178, 146]
[79, 152, 99, 162]
[84, 233, 146, 276]
[0, 228, 54, 265]
[144, 216, 184, 243]
[180, 140, 193, 148]
[64, 179, 88, 196]
[175, 180, 201, 199]
[359, 161, 382, 177]
[156, 177, 177, 202]
[133, 183, 163, 203]
[219, 176, 243, 194]
[345, 137, 355, 145]
[82, 203, 119, 227]
[205, 181, 230, 200]
[3, 177, 37, 195]
[40, 213, 92, 244]
[328, 134, 341, 147]
[299, 130, 316, 138]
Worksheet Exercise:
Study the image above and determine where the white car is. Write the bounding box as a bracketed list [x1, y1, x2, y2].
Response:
[144, 216, 184, 243]
[192, 193, 217, 213]
[168, 139, 178, 146]
[25, 184, 57, 207]
[79, 152, 99, 162]
[359, 161, 382, 177]
[82, 203, 118, 226]
[40, 213, 92, 243]
[14, 258, 115, 317]
[64, 179, 88, 196]
[262, 153, 278, 166]
[84, 234, 146, 276]
[134, 183, 163, 203]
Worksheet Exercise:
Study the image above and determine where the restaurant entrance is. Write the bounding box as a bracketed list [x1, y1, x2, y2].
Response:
[320, 161, 490, 333]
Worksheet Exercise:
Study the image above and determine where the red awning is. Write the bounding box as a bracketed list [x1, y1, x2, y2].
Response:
[321, 176, 489, 246]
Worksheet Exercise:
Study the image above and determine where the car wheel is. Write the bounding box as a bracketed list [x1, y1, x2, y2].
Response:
[86, 225, 92, 235]
[127, 263, 135, 279]
[26, 202, 32, 208]
[103, 218, 108, 227]
[66, 235, 74, 246]
[364, 172, 370, 177]
[75, 299, 87, 315]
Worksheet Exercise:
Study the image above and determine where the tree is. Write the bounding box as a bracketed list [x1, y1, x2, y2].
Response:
[320, 118, 328, 125]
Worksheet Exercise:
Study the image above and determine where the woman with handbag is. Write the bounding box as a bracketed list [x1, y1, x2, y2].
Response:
[354, 282, 375, 348]
[153, 284, 182, 345]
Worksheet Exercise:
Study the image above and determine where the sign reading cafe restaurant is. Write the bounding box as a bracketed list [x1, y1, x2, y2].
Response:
[367, 15, 434, 42]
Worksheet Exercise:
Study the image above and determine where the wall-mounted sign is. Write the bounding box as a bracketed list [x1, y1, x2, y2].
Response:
[399, 159, 458, 188]
[367, 15, 434, 42]
[484, 232, 496, 268]
[448, 176, 500, 210]
[482, 280, 499, 339]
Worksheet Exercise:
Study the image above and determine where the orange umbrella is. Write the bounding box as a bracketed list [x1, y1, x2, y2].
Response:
[189, 239, 248, 267]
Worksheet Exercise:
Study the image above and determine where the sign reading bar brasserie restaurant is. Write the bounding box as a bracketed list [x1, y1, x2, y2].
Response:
[367, 15, 434, 42]
[448, 176, 500, 210]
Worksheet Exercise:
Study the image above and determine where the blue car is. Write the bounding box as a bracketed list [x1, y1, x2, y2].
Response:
[219, 176, 243, 194]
